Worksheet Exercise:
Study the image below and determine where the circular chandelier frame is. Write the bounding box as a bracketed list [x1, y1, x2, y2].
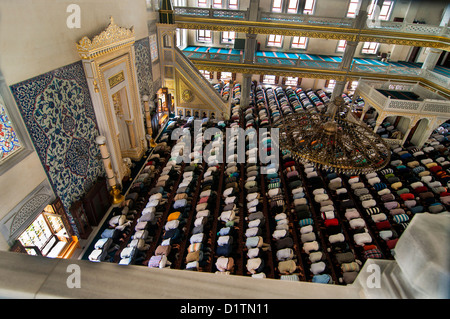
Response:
[273, 107, 391, 175]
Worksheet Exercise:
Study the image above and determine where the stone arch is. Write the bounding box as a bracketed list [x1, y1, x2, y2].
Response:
[409, 118, 430, 147]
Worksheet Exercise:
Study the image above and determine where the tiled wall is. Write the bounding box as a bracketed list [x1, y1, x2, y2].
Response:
[10, 61, 105, 234]
[134, 37, 155, 98]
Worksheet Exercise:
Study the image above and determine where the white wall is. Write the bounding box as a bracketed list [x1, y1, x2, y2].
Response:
[0, 152, 49, 250]
[0, 0, 149, 86]
[412, 0, 447, 25]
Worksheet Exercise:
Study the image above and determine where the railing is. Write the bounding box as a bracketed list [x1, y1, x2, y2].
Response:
[254, 55, 341, 69]
[351, 64, 422, 76]
[260, 11, 355, 28]
[174, 7, 450, 38]
[422, 69, 450, 88]
[373, 20, 449, 37]
[174, 6, 249, 20]
[185, 49, 342, 71]
[182, 50, 244, 63]
[357, 80, 450, 117]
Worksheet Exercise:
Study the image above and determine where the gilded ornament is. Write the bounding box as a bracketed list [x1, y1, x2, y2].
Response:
[76, 16, 135, 59]
[182, 89, 194, 102]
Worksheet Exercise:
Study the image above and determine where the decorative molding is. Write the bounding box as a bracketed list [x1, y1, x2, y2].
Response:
[10, 194, 50, 235]
[175, 16, 450, 50]
[0, 180, 55, 244]
[108, 71, 125, 89]
[181, 89, 194, 102]
[189, 60, 450, 97]
[76, 17, 136, 59]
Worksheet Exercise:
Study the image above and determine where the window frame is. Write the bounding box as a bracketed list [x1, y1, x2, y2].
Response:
[212, 0, 223, 9]
[287, 0, 299, 13]
[267, 34, 284, 48]
[291, 36, 308, 49]
[378, 0, 394, 21]
[284, 76, 299, 86]
[303, 0, 316, 15]
[271, 0, 283, 13]
[361, 41, 379, 54]
[220, 71, 233, 81]
[197, 0, 208, 8]
[197, 29, 212, 43]
[228, 0, 239, 10]
[0, 70, 33, 175]
[349, 81, 359, 92]
[346, 0, 360, 18]
[199, 70, 212, 80]
[263, 75, 277, 85]
[367, 0, 376, 19]
[336, 39, 347, 53]
[17, 208, 70, 257]
[327, 79, 336, 90]
[221, 31, 236, 44]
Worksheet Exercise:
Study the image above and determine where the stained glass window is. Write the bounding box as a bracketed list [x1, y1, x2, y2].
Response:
[18, 214, 53, 255]
[0, 94, 22, 162]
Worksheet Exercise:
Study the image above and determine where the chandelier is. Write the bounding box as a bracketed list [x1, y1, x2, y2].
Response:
[273, 96, 391, 175]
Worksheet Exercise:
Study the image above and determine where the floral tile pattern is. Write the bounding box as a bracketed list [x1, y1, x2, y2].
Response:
[10, 61, 105, 233]
[134, 37, 154, 98]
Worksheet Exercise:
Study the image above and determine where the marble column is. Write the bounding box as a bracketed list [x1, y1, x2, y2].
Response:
[142, 95, 152, 136]
[330, 80, 347, 102]
[96, 135, 124, 204]
[373, 117, 385, 135]
[96, 135, 117, 188]
[359, 103, 370, 123]
[241, 32, 257, 108]
[241, 74, 252, 108]
[340, 41, 358, 71]
[421, 48, 443, 72]
[247, 0, 260, 21]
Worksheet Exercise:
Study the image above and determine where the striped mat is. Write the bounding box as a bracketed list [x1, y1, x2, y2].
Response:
[183, 46, 450, 78]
